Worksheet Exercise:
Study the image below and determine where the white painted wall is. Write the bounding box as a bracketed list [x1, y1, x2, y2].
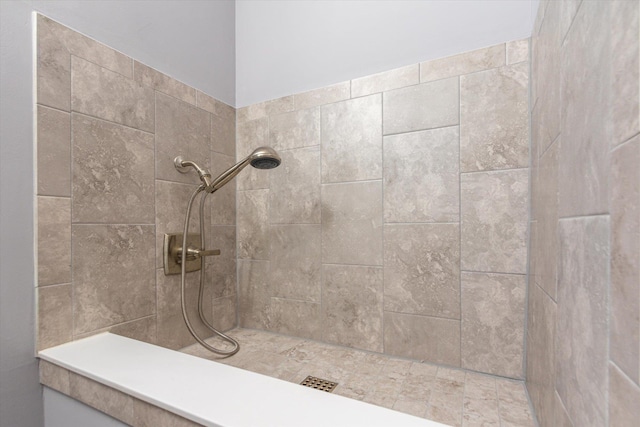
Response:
[236, 0, 538, 107]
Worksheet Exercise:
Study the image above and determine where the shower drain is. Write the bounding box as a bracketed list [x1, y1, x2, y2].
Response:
[300, 376, 338, 393]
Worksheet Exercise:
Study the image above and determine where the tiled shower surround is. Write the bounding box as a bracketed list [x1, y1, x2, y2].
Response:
[527, 1, 640, 427]
[235, 40, 530, 379]
[36, 14, 532, 382]
[35, 14, 237, 351]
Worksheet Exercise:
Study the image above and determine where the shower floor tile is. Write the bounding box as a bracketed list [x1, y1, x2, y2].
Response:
[181, 328, 535, 427]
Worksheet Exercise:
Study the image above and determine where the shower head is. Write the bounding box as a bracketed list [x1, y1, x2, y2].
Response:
[249, 146, 281, 170]
[206, 146, 281, 193]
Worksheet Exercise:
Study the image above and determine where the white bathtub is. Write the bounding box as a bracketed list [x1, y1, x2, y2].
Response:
[39, 333, 448, 427]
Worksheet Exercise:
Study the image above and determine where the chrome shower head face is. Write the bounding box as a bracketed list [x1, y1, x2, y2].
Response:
[249, 147, 281, 169]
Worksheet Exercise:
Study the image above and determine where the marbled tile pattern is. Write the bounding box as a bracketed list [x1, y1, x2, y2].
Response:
[383, 126, 459, 223]
[461, 272, 525, 379]
[610, 136, 640, 384]
[236, 117, 270, 190]
[72, 225, 155, 335]
[351, 64, 419, 98]
[420, 44, 505, 83]
[269, 107, 320, 150]
[237, 189, 269, 260]
[383, 77, 459, 135]
[321, 95, 382, 183]
[36, 16, 237, 354]
[556, 216, 609, 427]
[71, 57, 154, 132]
[384, 223, 460, 319]
[384, 312, 461, 366]
[183, 328, 535, 427]
[269, 147, 321, 224]
[528, 2, 639, 426]
[558, 0, 611, 217]
[321, 181, 383, 266]
[72, 113, 154, 224]
[37, 196, 71, 286]
[293, 82, 350, 110]
[322, 264, 383, 352]
[460, 62, 529, 172]
[155, 92, 210, 185]
[461, 169, 528, 274]
[270, 224, 321, 302]
[37, 105, 70, 196]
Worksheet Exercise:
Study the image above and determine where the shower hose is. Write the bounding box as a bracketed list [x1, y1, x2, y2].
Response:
[180, 185, 239, 356]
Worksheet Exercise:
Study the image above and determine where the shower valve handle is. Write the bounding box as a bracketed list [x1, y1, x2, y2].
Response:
[187, 248, 221, 259]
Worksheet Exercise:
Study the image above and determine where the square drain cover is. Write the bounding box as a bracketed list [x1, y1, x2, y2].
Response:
[300, 376, 338, 393]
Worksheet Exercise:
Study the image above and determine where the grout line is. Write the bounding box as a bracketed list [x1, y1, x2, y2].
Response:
[70, 110, 154, 135]
[611, 131, 640, 152]
[558, 213, 610, 221]
[460, 166, 529, 175]
[382, 123, 459, 138]
[458, 72, 463, 371]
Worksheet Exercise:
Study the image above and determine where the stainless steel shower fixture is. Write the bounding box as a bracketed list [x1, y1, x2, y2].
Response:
[174, 146, 281, 194]
[170, 146, 281, 357]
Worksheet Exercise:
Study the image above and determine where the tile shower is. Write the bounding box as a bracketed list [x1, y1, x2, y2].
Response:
[33, 1, 640, 425]
[235, 40, 529, 379]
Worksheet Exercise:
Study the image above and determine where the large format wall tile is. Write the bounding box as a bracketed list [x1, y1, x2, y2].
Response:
[526, 283, 557, 427]
[534, 0, 562, 154]
[206, 225, 236, 299]
[238, 260, 272, 330]
[384, 312, 460, 366]
[461, 169, 528, 274]
[71, 57, 154, 132]
[211, 113, 235, 157]
[611, 0, 639, 147]
[72, 114, 154, 224]
[269, 107, 320, 151]
[461, 272, 525, 379]
[269, 298, 321, 340]
[506, 39, 529, 65]
[155, 181, 206, 268]
[72, 225, 155, 335]
[37, 196, 71, 286]
[237, 190, 269, 260]
[270, 225, 321, 302]
[37, 284, 72, 351]
[209, 152, 236, 226]
[383, 127, 459, 223]
[383, 77, 459, 135]
[609, 362, 640, 427]
[196, 90, 235, 122]
[420, 44, 505, 83]
[536, 140, 559, 299]
[269, 147, 321, 224]
[558, 0, 611, 217]
[156, 268, 212, 350]
[384, 224, 460, 319]
[134, 61, 196, 105]
[155, 92, 210, 185]
[322, 264, 383, 352]
[556, 216, 609, 427]
[321, 181, 382, 266]
[37, 106, 70, 196]
[236, 118, 270, 190]
[37, 14, 133, 110]
[237, 96, 294, 123]
[211, 294, 237, 332]
[460, 62, 529, 172]
[610, 136, 640, 384]
[293, 82, 350, 110]
[351, 64, 419, 98]
[321, 95, 382, 183]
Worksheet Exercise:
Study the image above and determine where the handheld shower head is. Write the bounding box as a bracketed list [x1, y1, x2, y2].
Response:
[249, 146, 281, 170]
[206, 146, 281, 193]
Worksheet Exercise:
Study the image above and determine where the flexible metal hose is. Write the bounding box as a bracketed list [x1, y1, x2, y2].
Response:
[180, 185, 239, 356]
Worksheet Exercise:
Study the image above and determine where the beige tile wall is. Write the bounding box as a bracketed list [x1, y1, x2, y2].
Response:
[527, 1, 640, 426]
[35, 15, 237, 351]
[236, 39, 530, 379]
